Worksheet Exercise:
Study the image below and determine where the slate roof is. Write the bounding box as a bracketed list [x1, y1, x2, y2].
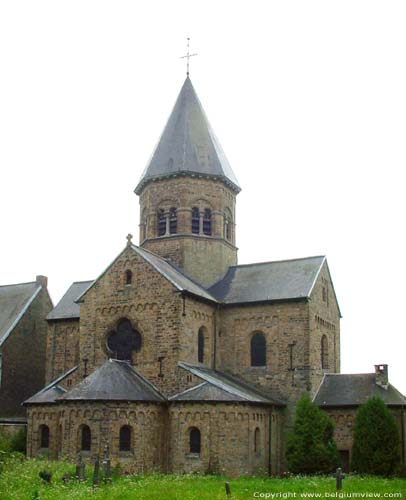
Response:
[59, 359, 165, 402]
[0, 281, 42, 347]
[76, 244, 216, 304]
[47, 281, 93, 320]
[313, 373, 406, 407]
[209, 256, 326, 305]
[135, 77, 240, 194]
[176, 362, 285, 405]
[132, 245, 216, 302]
[24, 366, 78, 405]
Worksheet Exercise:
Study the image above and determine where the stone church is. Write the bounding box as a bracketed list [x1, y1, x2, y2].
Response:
[16, 76, 405, 475]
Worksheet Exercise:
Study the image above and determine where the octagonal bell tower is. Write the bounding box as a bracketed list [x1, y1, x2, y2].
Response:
[134, 77, 240, 287]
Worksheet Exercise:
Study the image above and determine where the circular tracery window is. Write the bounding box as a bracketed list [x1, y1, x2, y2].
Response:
[107, 318, 142, 361]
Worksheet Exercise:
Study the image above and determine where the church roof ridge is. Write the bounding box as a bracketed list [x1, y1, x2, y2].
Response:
[135, 77, 240, 195]
[0, 280, 37, 288]
[230, 255, 326, 269]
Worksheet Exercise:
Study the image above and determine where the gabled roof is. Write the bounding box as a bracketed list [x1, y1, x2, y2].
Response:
[59, 359, 165, 402]
[176, 362, 285, 406]
[76, 244, 217, 304]
[135, 77, 240, 195]
[209, 256, 326, 305]
[47, 281, 93, 320]
[132, 245, 216, 302]
[313, 373, 406, 407]
[24, 366, 78, 405]
[0, 281, 42, 347]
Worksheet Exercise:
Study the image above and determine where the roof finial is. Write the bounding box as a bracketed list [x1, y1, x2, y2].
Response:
[180, 37, 197, 77]
[126, 233, 133, 246]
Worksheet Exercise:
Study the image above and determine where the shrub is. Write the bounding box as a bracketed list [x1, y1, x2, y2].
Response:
[351, 396, 400, 476]
[286, 395, 340, 474]
[10, 427, 27, 453]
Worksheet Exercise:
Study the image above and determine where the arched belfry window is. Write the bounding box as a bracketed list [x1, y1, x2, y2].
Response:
[81, 425, 91, 451]
[125, 270, 132, 285]
[107, 318, 142, 361]
[39, 425, 49, 448]
[192, 207, 200, 234]
[119, 425, 132, 452]
[224, 209, 232, 241]
[157, 209, 166, 236]
[169, 207, 177, 234]
[189, 427, 201, 454]
[198, 327, 205, 363]
[251, 332, 266, 367]
[141, 209, 147, 241]
[321, 335, 329, 369]
[203, 209, 212, 235]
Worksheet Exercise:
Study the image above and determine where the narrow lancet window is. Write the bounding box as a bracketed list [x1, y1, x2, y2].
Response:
[119, 425, 132, 452]
[251, 332, 266, 367]
[321, 335, 329, 369]
[203, 209, 212, 235]
[40, 425, 49, 448]
[189, 427, 201, 454]
[158, 209, 166, 236]
[192, 207, 200, 234]
[81, 425, 91, 451]
[169, 207, 177, 234]
[198, 328, 205, 363]
[125, 270, 132, 285]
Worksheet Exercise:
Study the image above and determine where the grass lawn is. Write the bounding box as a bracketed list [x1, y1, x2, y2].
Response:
[0, 456, 405, 500]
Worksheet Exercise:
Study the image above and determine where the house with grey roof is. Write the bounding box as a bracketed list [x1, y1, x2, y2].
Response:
[0, 276, 52, 429]
[22, 75, 405, 475]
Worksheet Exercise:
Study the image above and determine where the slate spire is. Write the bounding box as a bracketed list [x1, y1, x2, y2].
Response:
[135, 77, 240, 194]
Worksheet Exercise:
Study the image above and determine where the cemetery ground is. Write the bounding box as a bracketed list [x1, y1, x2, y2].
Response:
[0, 456, 405, 500]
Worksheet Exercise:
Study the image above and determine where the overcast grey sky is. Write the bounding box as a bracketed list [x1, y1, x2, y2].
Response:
[1, 1, 405, 393]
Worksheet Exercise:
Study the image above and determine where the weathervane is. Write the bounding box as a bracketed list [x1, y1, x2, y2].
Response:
[180, 38, 197, 77]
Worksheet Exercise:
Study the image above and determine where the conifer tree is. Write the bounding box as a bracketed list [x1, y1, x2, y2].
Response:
[286, 395, 340, 474]
[351, 396, 400, 476]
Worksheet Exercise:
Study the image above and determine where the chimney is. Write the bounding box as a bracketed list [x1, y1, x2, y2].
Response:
[374, 364, 389, 389]
[36, 275, 48, 289]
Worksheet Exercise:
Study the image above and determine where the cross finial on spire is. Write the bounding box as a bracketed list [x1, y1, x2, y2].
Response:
[180, 37, 197, 77]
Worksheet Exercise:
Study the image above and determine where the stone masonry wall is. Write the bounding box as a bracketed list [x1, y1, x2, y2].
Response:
[0, 287, 52, 417]
[217, 301, 311, 405]
[139, 177, 237, 287]
[45, 319, 80, 384]
[27, 402, 167, 474]
[308, 261, 341, 397]
[168, 403, 275, 477]
[78, 246, 184, 396]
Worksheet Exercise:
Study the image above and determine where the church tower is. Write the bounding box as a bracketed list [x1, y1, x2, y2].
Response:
[135, 77, 240, 287]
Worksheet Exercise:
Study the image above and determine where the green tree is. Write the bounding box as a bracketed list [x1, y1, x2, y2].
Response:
[286, 395, 340, 474]
[351, 396, 400, 476]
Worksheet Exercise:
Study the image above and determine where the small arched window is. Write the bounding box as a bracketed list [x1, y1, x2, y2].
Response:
[254, 427, 260, 453]
[203, 209, 212, 235]
[81, 425, 91, 451]
[39, 424, 49, 448]
[157, 209, 166, 236]
[321, 335, 329, 369]
[119, 425, 132, 452]
[198, 328, 205, 363]
[189, 427, 201, 454]
[192, 207, 200, 234]
[169, 207, 177, 234]
[224, 209, 232, 241]
[125, 270, 132, 285]
[251, 332, 266, 367]
[141, 209, 147, 241]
